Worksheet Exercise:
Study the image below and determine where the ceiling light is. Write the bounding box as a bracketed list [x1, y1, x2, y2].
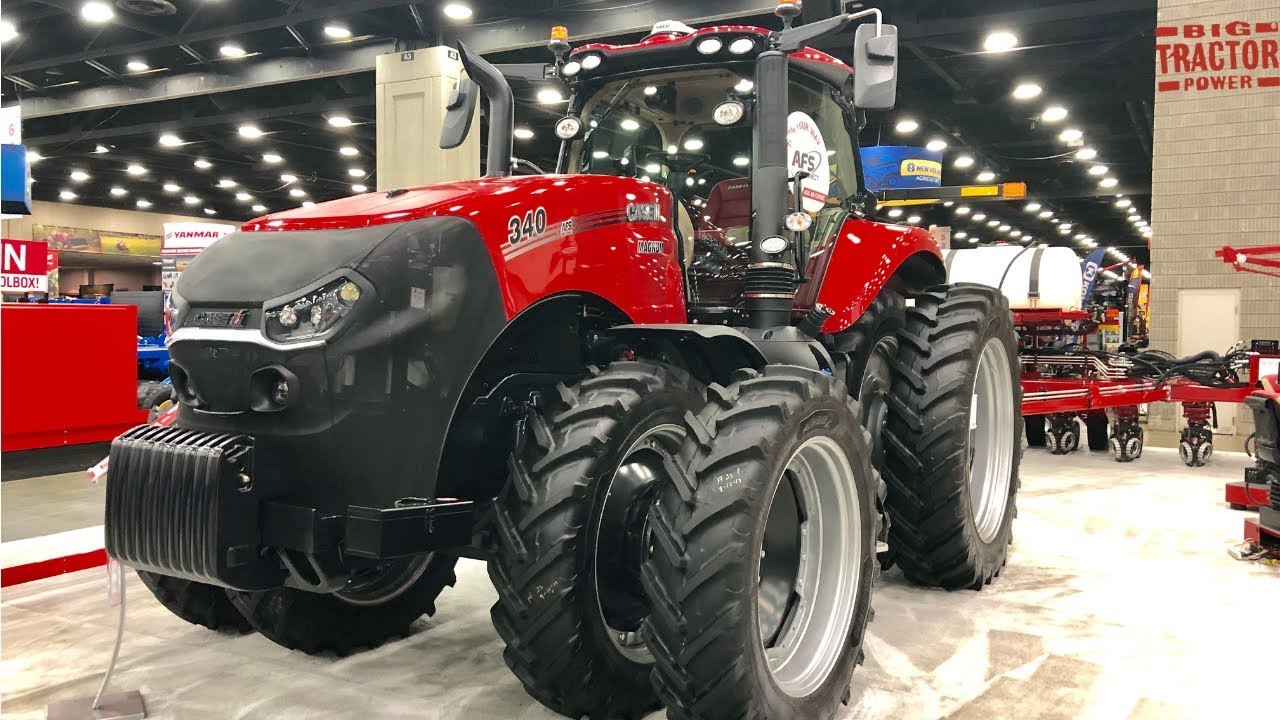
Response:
[339, 146, 359, 156]
[887, 208, 903, 218]
[1099, 177, 1119, 188]
[973, 213, 987, 221]
[954, 155, 974, 168]
[537, 88, 565, 104]
[1059, 128, 1083, 142]
[59, 190, 77, 200]
[644, 163, 661, 174]
[442, 3, 473, 20]
[217, 178, 236, 188]
[110, 187, 127, 196]
[1011, 230, 1022, 237]
[1058, 224, 1072, 233]
[620, 118, 640, 131]
[235, 192, 251, 201]
[328, 115, 353, 128]
[126, 60, 148, 72]
[323, 25, 351, 39]
[0, 20, 16, 44]
[1074, 233, 1087, 240]
[642, 86, 658, 96]
[183, 195, 199, 204]
[926, 138, 948, 151]
[1088, 164, 1108, 176]
[204, 208, 216, 215]
[1041, 105, 1068, 123]
[955, 232, 968, 239]
[998, 224, 1011, 231]
[290, 188, 306, 197]
[348, 168, 365, 177]
[238, 124, 263, 138]
[26, 150, 42, 163]
[163, 183, 179, 192]
[159, 133, 182, 146]
[302, 201, 316, 209]
[987, 219, 1000, 227]
[513, 128, 534, 140]
[262, 153, 283, 164]
[219, 44, 246, 58]
[907, 215, 921, 224]
[955, 206, 971, 215]
[280, 174, 297, 183]
[684, 138, 704, 151]
[1012, 82, 1041, 100]
[1075, 147, 1097, 160]
[976, 170, 996, 183]
[895, 119, 919, 133]
[80, 1, 114, 23]
[736, 79, 754, 92]
[251, 204, 266, 212]
[983, 31, 1018, 53]
[194, 159, 212, 169]
[93, 144, 110, 154]
[1039, 210, 1054, 218]
[69, 169, 90, 182]
[1116, 199, 1132, 208]
[733, 156, 749, 167]
[1025, 202, 1041, 212]
[126, 164, 147, 175]
[136, 199, 151, 208]
[351, 184, 367, 192]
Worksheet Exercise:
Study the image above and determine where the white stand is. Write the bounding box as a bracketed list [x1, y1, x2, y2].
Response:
[46, 565, 146, 720]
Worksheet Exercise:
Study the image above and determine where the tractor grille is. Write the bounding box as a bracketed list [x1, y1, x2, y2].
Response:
[104, 424, 284, 590]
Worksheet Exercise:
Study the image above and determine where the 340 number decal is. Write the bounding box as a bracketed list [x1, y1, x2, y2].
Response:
[507, 207, 547, 245]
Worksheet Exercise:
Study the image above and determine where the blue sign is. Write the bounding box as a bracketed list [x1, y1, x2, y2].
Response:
[1080, 248, 1106, 305]
[859, 146, 943, 192]
[1, 144, 32, 215]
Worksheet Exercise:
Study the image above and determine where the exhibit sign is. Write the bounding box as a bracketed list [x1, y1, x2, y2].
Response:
[1, 238, 50, 292]
[0, 144, 31, 216]
[1155, 21, 1280, 92]
[786, 111, 830, 213]
[33, 224, 163, 256]
[859, 146, 943, 192]
[161, 222, 236, 292]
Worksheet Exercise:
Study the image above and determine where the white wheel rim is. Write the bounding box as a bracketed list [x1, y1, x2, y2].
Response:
[968, 338, 1016, 544]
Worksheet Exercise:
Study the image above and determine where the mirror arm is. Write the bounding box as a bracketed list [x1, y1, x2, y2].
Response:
[775, 8, 882, 52]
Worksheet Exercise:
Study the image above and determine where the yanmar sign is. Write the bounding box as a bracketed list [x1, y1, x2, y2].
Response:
[162, 222, 236, 255]
[1156, 21, 1280, 92]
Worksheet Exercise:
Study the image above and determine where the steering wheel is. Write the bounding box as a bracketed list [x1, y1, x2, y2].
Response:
[643, 151, 710, 174]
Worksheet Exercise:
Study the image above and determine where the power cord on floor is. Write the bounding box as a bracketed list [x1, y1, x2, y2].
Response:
[1226, 540, 1280, 564]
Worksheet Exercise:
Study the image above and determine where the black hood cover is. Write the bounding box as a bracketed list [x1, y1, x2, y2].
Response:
[176, 224, 403, 305]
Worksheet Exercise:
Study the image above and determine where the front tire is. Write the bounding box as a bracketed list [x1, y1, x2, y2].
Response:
[643, 367, 878, 720]
[226, 553, 458, 655]
[883, 284, 1023, 590]
[488, 361, 705, 720]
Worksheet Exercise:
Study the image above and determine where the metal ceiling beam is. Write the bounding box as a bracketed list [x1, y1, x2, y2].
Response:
[25, 97, 376, 146]
[898, 0, 1155, 40]
[6, 0, 421, 74]
[34, 0, 172, 38]
[18, 40, 396, 119]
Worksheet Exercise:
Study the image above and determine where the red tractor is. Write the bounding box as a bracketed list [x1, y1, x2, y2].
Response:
[104, 7, 1022, 719]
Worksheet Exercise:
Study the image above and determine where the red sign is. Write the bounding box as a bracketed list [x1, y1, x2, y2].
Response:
[1156, 21, 1280, 92]
[1, 238, 50, 291]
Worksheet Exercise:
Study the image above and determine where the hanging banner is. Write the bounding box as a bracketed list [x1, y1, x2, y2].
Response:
[1080, 248, 1107, 305]
[859, 146, 943, 192]
[161, 222, 236, 292]
[34, 224, 163, 256]
[1, 238, 50, 292]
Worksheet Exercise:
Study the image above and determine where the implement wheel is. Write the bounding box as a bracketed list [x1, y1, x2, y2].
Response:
[643, 367, 878, 720]
[489, 361, 705, 720]
[883, 284, 1023, 590]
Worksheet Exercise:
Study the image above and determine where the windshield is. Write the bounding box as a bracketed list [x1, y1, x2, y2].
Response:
[568, 68, 753, 198]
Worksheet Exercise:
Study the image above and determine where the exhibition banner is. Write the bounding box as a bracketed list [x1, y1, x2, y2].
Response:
[858, 146, 943, 192]
[1, 238, 51, 292]
[33, 223, 163, 256]
[161, 222, 235, 292]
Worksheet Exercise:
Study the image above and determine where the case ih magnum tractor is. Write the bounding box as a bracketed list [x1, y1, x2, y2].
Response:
[104, 7, 1022, 719]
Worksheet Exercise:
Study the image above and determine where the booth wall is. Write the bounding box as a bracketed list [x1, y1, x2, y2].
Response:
[1, 201, 226, 240]
[1148, 0, 1280, 448]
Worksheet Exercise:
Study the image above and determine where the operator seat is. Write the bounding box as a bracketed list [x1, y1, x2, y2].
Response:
[703, 179, 752, 247]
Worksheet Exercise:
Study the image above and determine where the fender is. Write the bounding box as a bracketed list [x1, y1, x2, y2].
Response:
[607, 324, 766, 385]
[807, 216, 945, 334]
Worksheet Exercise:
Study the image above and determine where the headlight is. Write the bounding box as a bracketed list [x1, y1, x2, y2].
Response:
[166, 288, 190, 334]
[264, 277, 362, 342]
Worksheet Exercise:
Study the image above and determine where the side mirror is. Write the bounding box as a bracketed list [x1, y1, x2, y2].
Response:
[852, 23, 898, 110]
[440, 77, 478, 150]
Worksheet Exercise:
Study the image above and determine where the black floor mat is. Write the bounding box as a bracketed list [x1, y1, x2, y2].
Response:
[2, 443, 110, 482]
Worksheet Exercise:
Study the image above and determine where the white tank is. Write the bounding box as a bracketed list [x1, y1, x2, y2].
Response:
[943, 246, 1083, 309]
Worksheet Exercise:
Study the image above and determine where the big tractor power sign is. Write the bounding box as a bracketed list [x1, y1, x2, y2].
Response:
[1156, 21, 1280, 92]
[1, 239, 50, 292]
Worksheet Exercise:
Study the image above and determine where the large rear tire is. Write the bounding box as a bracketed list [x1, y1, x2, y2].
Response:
[226, 553, 457, 655]
[137, 570, 250, 633]
[643, 367, 878, 720]
[488, 361, 705, 720]
[883, 284, 1023, 590]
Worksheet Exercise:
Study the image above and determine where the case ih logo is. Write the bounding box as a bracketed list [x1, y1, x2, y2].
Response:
[1155, 21, 1280, 92]
[191, 309, 250, 328]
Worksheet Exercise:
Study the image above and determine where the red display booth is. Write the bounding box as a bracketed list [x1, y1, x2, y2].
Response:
[1, 303, 147, 451]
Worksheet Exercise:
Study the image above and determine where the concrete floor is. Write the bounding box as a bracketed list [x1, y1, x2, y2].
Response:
[2, 447, 1277, 719]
